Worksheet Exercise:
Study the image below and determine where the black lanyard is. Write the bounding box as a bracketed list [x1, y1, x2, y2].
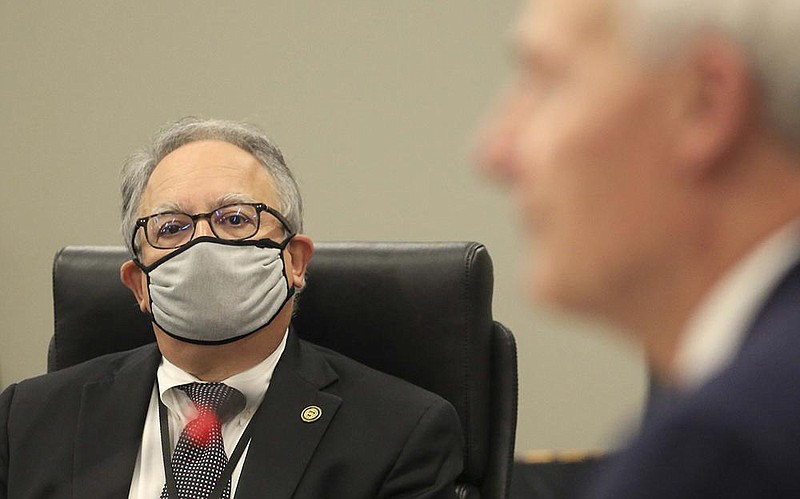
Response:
[157, 382, 261, 499]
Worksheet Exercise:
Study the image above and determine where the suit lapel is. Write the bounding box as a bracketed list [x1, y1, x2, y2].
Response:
[73, 345, 160, 497]
[741, 256, 800, 349]
[235, 332, 341, 499]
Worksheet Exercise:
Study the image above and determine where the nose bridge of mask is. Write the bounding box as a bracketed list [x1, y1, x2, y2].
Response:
[145, 239, 290, 344]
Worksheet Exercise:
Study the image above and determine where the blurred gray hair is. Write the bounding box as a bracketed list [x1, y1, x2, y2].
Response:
[120, 117, 303, 256]
[623, 0, 800, 147]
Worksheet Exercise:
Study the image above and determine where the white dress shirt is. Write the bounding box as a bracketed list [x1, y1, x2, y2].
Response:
[674, 221, 800, 390]
[128, 330, 287, 499]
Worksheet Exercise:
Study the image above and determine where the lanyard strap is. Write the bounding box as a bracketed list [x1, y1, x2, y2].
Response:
[157, 382, 261, 499]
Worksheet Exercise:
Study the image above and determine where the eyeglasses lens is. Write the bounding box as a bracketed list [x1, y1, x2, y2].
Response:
[143, 203, 285, 250]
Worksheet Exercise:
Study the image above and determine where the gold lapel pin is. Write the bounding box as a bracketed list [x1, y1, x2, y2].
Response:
[301, 405, 322, 423]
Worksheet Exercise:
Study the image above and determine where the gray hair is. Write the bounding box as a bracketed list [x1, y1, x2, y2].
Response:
[622, 0, 800, 147]
[120, 117, 304, 256]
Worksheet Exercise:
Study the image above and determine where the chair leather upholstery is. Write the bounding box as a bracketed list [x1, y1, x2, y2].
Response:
[50, 241, 518, 498]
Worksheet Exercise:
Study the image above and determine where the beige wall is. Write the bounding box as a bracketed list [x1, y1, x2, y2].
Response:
[0, 1, 645, 452]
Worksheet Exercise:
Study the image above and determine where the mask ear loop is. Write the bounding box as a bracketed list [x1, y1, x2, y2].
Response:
[258, 231, 298, 290]
[255, 229, 295, 250]
[279, 233, 303, 293]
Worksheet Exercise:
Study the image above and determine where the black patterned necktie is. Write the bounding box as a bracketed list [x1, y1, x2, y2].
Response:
[161, 382, 246, 499]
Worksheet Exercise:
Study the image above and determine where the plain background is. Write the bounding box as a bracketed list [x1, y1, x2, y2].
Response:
[0, 1, 645, 453]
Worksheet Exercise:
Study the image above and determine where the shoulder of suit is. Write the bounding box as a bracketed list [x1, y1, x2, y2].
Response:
[646, 325, 800, 454]
[13, 343, 159, 394]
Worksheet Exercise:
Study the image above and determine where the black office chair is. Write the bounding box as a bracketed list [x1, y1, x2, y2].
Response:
[50, 241, 518, 499]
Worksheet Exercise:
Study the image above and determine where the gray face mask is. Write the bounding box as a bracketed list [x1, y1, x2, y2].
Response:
[135, 236, 295, 344]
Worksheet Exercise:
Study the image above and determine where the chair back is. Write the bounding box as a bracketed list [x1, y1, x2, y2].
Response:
[50, 241, 518, 498]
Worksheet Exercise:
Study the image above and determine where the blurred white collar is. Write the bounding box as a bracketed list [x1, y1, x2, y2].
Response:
[674, 221, 800, 390]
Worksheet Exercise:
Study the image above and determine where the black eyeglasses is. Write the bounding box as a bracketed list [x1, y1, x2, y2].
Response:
[132, 202, 293, 252]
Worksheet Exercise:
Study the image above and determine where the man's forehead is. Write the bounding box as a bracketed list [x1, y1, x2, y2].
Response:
[140, 140, 277, 214]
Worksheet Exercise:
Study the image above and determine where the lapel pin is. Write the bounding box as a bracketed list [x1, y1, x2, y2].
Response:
[301, 405, 322, 423]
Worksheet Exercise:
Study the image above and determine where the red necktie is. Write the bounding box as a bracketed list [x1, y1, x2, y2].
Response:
[161, 382, 245, 499]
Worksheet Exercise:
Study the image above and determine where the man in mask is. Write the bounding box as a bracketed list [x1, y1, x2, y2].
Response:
[0, 117, 463, 498]
[479, 0, 800, 497]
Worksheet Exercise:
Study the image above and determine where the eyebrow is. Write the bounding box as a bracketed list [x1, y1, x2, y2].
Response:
[217, 193, 258, 206]
[147, 193, 259, 216]
[149, 201, 183, 215]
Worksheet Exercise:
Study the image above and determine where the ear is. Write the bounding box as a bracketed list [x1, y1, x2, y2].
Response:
[120, 260, 150, 313]
[285, 235, 314, 289]
[675, 34, 755, 176]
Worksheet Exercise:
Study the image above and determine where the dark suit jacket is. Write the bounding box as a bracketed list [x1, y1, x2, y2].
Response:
[581, 260, 800, 498]
[0, 332, 463, 498]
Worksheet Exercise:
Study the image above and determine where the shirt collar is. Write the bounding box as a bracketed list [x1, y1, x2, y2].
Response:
[674, 221, 800, 390]
[157, 328, 288, 415]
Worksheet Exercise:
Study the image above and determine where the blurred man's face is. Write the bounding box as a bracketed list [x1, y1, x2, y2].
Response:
[479, 0, 690, 318]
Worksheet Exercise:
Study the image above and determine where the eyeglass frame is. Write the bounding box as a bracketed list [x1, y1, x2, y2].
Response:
[130, 202, 295, 255]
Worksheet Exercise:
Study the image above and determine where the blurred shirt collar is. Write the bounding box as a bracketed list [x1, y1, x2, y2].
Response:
[675, 220, 800, 391]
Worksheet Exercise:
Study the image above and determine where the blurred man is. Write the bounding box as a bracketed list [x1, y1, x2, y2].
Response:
[480, 0, 800, 496]
[0, 117, 462, 498]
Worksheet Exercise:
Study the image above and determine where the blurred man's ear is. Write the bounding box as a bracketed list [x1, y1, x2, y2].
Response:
[286, 235, 314, 289]
[675, 33, 755, 176]
[120, 260, 149, 312]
